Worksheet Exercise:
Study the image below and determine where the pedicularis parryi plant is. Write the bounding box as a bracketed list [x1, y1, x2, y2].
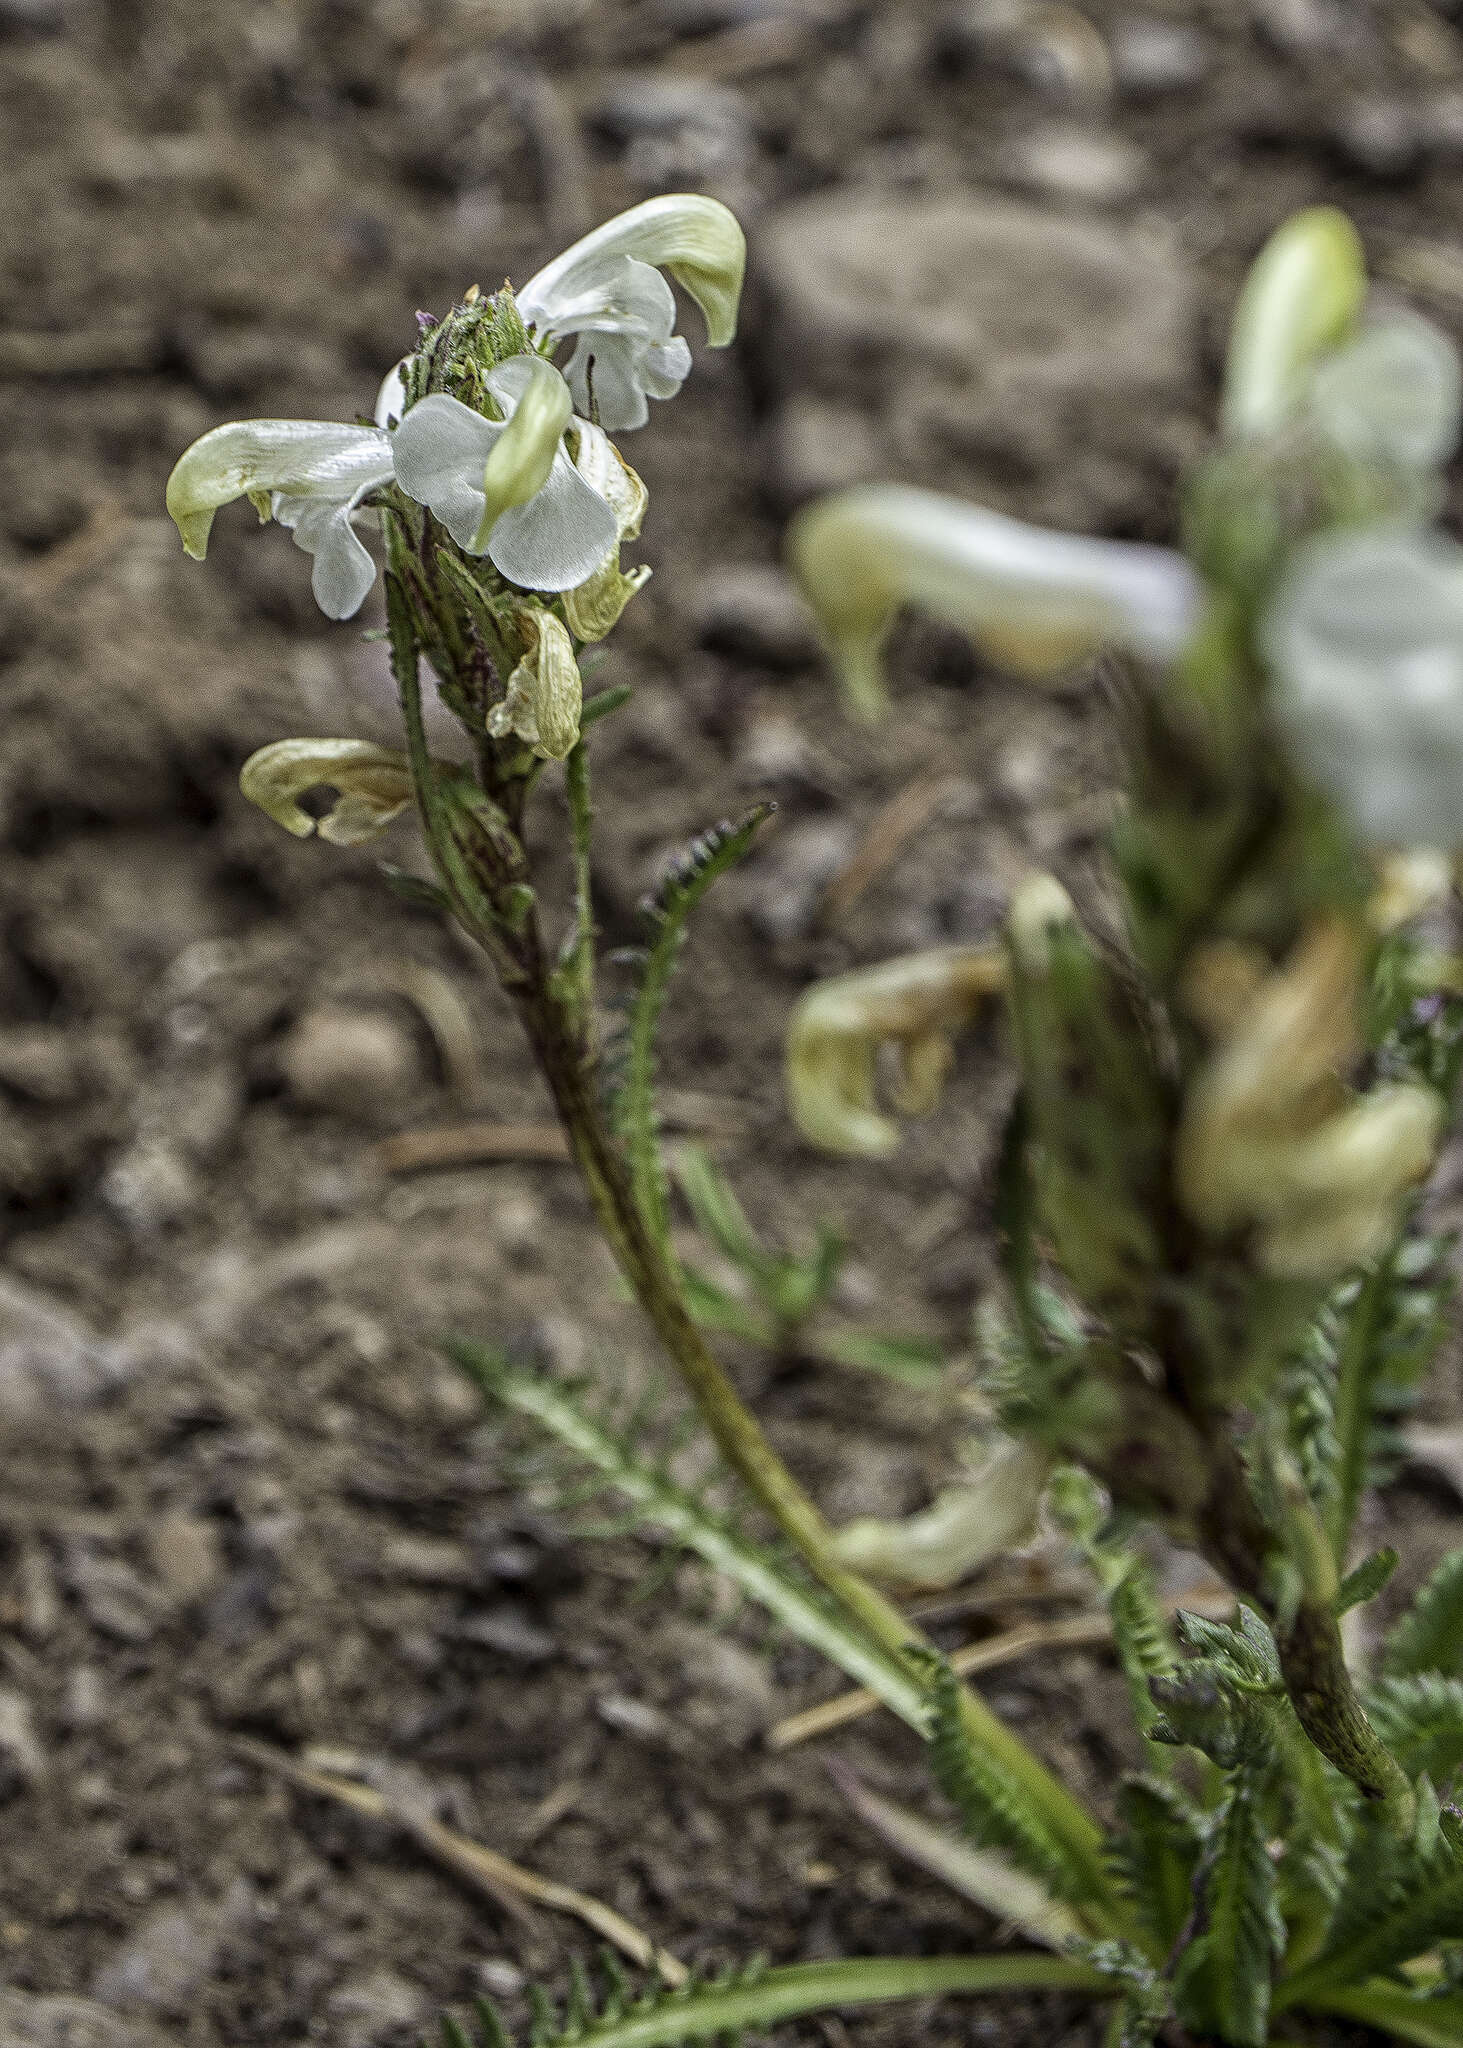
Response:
[170, 200, 1463, 2046]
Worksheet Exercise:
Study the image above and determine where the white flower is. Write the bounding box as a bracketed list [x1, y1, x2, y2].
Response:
[166, 420, 394, 619]
[1262, 523, 1463, 846]
[389, 357, 618, 591]
[1221, 206, 1366, 441]
[239, 738, 417, 844]
[1307, 310, 1462, 474]
[788, 484, 1203, 720]
[516, 194, 745, 432]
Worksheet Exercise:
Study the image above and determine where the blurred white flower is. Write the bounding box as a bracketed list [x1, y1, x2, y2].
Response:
[788, 484, 1203, 720]
[1308, 310, 1461, 473]
[1262, 524, 1463, 846]
[390, 357, 617, 591]
[166, 420, 394, 619]
[517, 193, 745, 431]
[1222, 206, 1366, 441]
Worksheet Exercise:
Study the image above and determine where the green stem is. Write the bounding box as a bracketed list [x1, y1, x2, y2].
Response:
[1326, 1259, 1386, 1565]
[498, 1955, 1111, 2048]
[563, 738, 596, 1035]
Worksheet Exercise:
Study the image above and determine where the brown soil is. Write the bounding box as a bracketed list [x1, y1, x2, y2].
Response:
[1, 0, 1461, 2042]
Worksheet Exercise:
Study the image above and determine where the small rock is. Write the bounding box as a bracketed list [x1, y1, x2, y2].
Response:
[101, 1135, 197, 1234]
[279, 1006, 420, 1118]
[596, 1692, 671, 1741]
[92, 1881, 252, 2017]
[595, 73, 754, 182]
[456, 1604, 557, 1662]
[0, 1992, 175, 2048]
[1331, 96, 1422, 179]
[327, 1966, 427, 2037]
[1252, 0, 1356, 56]
[63, 1545, 169, 1644]
[0, 1277, 129, 1420]
[735, 712, 814, 787]
[674, 1626, 777, 1742]
[145, 1511, 224, 1605]
[692, 565, 822, 668]
[476, 1959, 526, 2000]
[765, 396, 883, 507]
[62, 1664, 107, 1732]
[381, 1533, 472, 1585]
[740, 817, 854, 943]
[1003, 121, 1147, 205]
[1108, 16, 1211, 95]
[0, 1687, 44, 1796]
[0, 1025, 84, 1103]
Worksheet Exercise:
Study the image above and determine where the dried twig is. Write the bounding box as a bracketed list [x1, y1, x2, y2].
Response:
[230, 1735, 688, 1984]
[374, 1120, 572, 1172]
[820, 775, 966, 922]
[766, 1588, 1236, 1750]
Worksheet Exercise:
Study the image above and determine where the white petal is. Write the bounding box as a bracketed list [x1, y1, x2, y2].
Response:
[277, 497, 379, 619]
[639, 334, 692, 402]
[389, 392, 502, 550]
[522, 254, 678, 345]
[485, 443, 618, 591]
[1263, 524, 1463, 845]
[789, 484, 1202, 719]
[1309, 310, 1462, 472]
[375, 359, 409, 429]
[518, 194, 746, 348]
[166, 420, 393, 559]
[564, 331, 649, 431]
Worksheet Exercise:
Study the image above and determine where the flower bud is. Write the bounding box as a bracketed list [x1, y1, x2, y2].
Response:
[239, 738, 416, 845]
[787, 486, 1201, 720]
[1222, 207, 1367, 441]
[487, 608, 583, 760]
[785, 945, 1006, 1156]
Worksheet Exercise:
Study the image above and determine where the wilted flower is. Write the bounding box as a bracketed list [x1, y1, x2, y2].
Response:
[785, 944, 1006, 1156]
[561, 419, 651, 641]
[788, 485, 1203, 720]
[487, 608, 583, 760]
[1175, 917, 1441, 1278]
[166, 421, 394, 619]
[517, 194, 746, 432]
[390, 356, 619, 592]
[1262, 524, 1463, 847]
[239, 738, 417, 844]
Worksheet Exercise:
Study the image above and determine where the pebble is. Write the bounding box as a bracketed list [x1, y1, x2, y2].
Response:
[673, 1626, 777, 1743]
[144, 1510, 224, 1605]
[63, 1664, 107, 1733]
[692, 564, 822, 669]
[1003, 122, 1148, 206]
[476, 1959, 526, 2000]
[101, 1135, 197, 1234]
[1108, 16, 1211, 95]
[0, 1993, 176, 2048]
[0, 1275, 130, 1421]
[455, 1604, 557, 1662]
[596, 1692, 672, 1741]
[326, 1967, 428, 2038]
[0, 1687, 44, 1797]
[765, 395, 882, 507]
[1330, 96, 1423, 179]
[594, 73, 754, 181]
[735, 712, 815, 788]
[279, 1005, 420, 1118]
[92, 1882, 252, 2017]
[63, 1545, 169, 1644]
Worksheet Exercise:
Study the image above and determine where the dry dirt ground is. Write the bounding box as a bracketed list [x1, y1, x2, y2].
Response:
[2, 0, 1463, 2042]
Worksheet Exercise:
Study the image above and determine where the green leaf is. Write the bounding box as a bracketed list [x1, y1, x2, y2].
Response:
[1281, 1793, 1463, 2001]
[432, 1953, 1112, 2048]
[1387, 1547, 1463, 1680]
[612, 808, 773, 1250]
[580, 683, 633, 729]
[1334, 1546, 1399, 1617]
[1108, 1775, 1205, 1954]
[1367, 1673, 1463, 1788]
[672, 1145, 774, 1288]
[1299, 1982, 1463, 2048]
[922, 1652, 1090, 1903]
[1171, 1773, 1285, 2048]
[812, 1327, 946, 1387]
[449, 1339, 928, 1730]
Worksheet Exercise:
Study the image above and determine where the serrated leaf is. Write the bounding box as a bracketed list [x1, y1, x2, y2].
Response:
[1171, 1774, 1284, 2048]
[1387, 1546, 1463, 1680]
[1334, 1546, 1400, 1616]
[1368, 1673, 1463, 1788]
[1109, 1775, 1205, 1953]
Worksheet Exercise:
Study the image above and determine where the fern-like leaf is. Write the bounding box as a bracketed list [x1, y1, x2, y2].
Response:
[1107, 1775, 1204, 1954]
[431, 1952, 1113, 2048]
[449, 1339, 926, 1730]
[1171, 1771, 1285, 2048]
[611, 808, 772, 1248]
[1286, 1798, 1463, 1999]
[923, 1654, 1087, 1902]
[1367, 1673, 1463, 1788]
[1386, 1546, 1463, 1681]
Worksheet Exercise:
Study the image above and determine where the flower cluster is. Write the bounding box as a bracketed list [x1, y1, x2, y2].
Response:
[165, 195, 744, 625]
